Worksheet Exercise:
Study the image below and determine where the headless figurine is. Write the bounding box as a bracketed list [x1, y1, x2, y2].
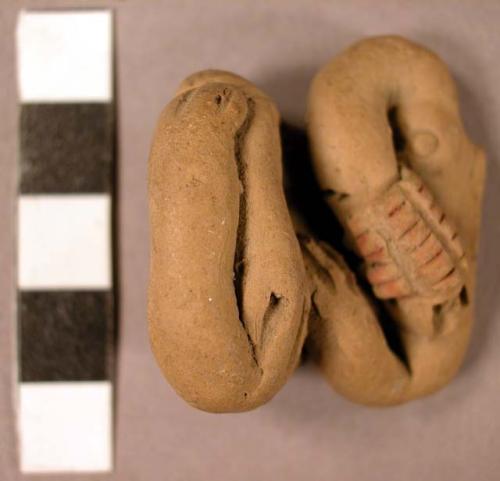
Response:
[148, 36, 485, 412]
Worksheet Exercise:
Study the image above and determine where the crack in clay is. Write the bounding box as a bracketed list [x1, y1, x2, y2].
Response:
[259, 292, 283, 348]
[432, 303, 445, 335]
[286, 296, 309, 371]
[174, 88, 196, 114]
[459, 286, 469, 306]
[232, 96, 259, 366]
[321, 188, 350, 202]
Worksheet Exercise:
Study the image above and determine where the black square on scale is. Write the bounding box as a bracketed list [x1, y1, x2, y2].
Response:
[19, 103, 114, 194]
[19, 290, 113, 382]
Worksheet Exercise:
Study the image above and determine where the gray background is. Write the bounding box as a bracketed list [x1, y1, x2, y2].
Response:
[1, 1, 500, 480]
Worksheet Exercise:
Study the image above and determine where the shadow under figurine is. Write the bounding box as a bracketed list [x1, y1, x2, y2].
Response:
[147, 36, 485, 413]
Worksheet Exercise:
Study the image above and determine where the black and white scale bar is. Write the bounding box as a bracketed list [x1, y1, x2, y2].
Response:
[20, 103, 114, 194]
[16, 10, 114, 473]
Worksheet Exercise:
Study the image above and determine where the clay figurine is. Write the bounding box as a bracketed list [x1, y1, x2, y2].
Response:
[148, 36, 485, 412]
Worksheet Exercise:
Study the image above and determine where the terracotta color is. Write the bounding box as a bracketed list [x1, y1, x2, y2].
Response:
[148, 36, 485, 412]
[306, 36, 485, 404]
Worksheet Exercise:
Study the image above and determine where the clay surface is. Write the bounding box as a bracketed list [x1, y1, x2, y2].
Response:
[306, 35, 485, 404]
[148, 71, 309, 412]
[148, 36, 485, 412]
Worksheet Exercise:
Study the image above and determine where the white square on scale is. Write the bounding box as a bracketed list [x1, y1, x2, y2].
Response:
[18, 194, 112, 290]
[17, 10, 113, 102]
[18, 381, 112, 473]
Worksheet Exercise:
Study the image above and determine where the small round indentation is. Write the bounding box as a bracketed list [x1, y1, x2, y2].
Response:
[411, 131, 439, 156]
